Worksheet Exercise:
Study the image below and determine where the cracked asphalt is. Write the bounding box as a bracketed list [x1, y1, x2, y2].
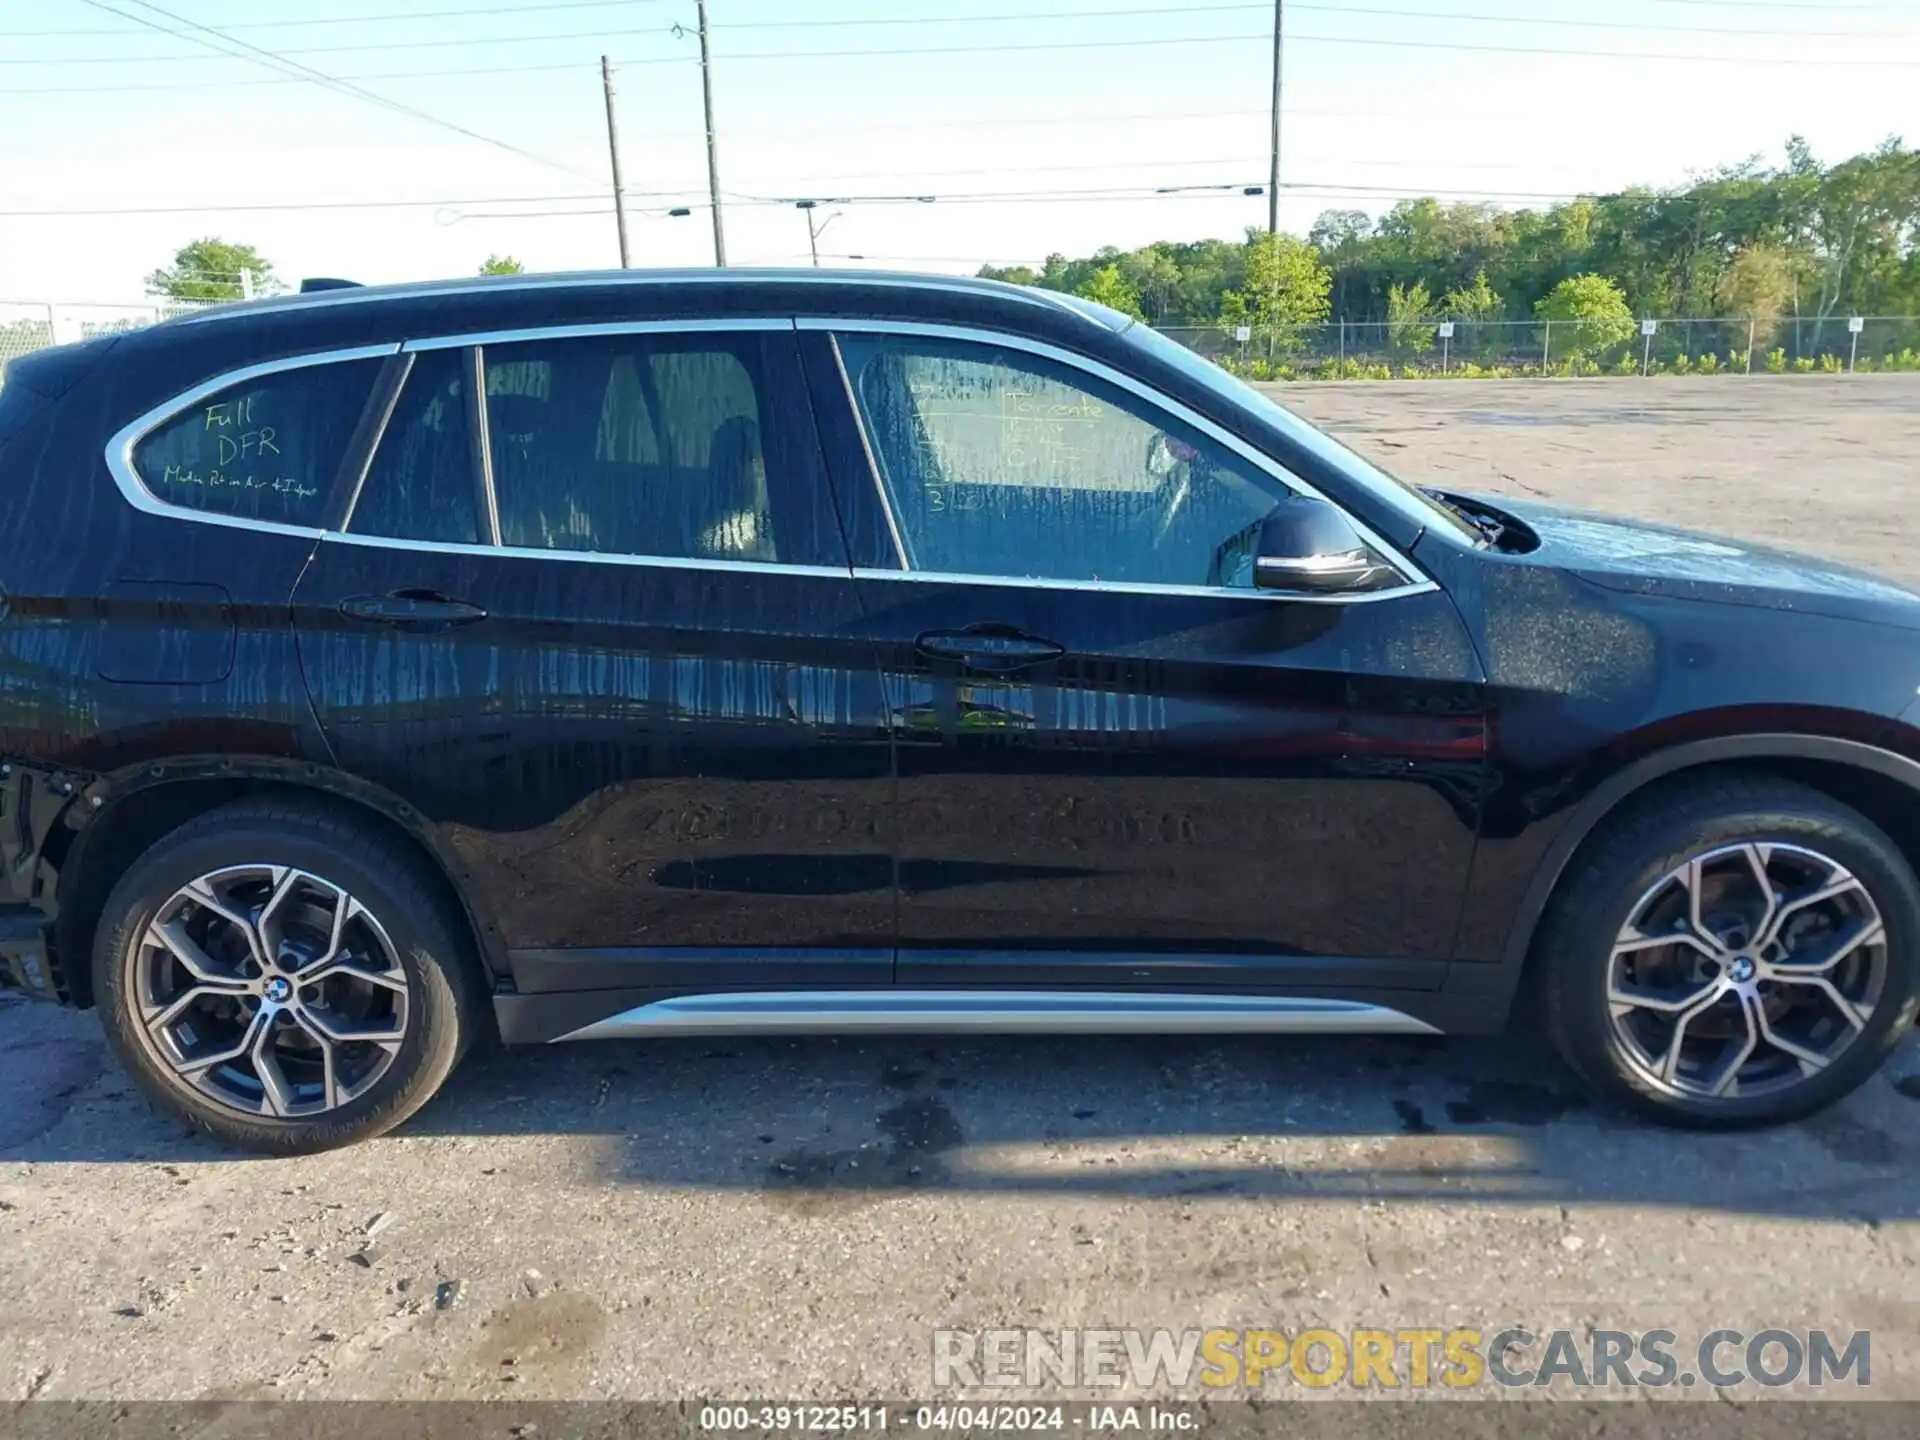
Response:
[4, 376, 1920, 1406]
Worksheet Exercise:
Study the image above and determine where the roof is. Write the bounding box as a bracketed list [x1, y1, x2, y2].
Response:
[165, 266, 1124, 331]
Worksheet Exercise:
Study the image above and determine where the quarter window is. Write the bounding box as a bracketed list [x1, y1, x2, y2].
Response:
[482, 333, 782, 563]
[131, 359, 381, 526]
[836, 335, 1291, 588]
[348, 349, 481, 546]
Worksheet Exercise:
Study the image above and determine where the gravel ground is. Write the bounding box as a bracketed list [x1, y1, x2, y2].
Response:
[4, 375, 1919, 1408]
[1273, 373, 1920, 584]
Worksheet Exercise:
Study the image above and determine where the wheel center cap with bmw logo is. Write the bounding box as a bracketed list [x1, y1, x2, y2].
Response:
[263, 976, 292, 1003]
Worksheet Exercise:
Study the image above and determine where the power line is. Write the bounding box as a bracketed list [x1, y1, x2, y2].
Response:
[11, 3, 1288, 60]
[0, 0, 660, 36]
[8, 21, 1917, 95]
[0, 192, 613, 218]
[71, 0, 598, 181]
[1299, 1, 1913, 37]
[3, 165, 1852, 222]
[0, 23, 678, 63]
[1655, 0, 1916, 9]
[557, 101, 1566, 144]
[11, 0, 1913, 38]
[1, 60, 592, 95]
[642, 32, 1917, 67]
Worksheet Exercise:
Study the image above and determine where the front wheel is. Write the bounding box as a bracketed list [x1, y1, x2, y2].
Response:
[94, 800, 483, 1154]
[1538, 776, 1920, 1129]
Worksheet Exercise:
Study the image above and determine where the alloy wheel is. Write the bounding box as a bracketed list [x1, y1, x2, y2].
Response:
[126, 864, 410, 1120]
[1606, 841, 1888, 1101]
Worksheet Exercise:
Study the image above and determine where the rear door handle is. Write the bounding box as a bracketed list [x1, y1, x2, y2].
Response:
[915, 627, 1065, 672]
[339, 590, 488, 631]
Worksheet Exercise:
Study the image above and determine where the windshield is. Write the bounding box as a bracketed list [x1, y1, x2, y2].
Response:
[1118, 322, 1479, 542]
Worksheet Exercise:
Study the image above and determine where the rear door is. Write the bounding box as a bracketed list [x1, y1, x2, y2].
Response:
[291, 320, 894, 1001]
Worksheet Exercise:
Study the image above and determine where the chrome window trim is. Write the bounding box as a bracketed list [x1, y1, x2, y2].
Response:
[106, 318, 1437, 608]
[104, 342, 404, 539]
[846, 566, 1426, 604]
[466, 346, 503, 545]
[318, 527, 856, 579]
[827, 334, 909, 569]
[403, 315, 795, 353]
[334, 351, 413, 533]
[804, 318, 1436, 602]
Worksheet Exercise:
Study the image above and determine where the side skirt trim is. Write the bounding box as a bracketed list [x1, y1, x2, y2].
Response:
[551, 990, 1441, 1042]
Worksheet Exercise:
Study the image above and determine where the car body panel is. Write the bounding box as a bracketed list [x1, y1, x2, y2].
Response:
[4, 270, 1920, 1049]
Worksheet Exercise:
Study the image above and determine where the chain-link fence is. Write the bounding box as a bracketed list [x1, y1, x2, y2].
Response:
[1, 299, 212, 384]
[7, 299, 1920, 388]
[1159, 316, 1920, 380]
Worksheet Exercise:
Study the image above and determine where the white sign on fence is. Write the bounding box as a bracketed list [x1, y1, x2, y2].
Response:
[1233, 325, 1252, 343]
[1640, 319, 1658, 336]
[1849, 316, 1865, 333]
[1437, 322, 1455, 339]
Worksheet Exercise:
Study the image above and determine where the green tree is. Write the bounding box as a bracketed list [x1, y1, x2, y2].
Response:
[980, 263, 1041, 287]
[1219, 231, 1331, 350]
[982, 138, 1917, 332]
[1715, 243, 1796, 347]
[1386, 280, 1436, 357]
[1534, 273, 1636, 360]
[1441, 270, 1505, 322]
[1075, 263, 1144, 320]
[145, 239, 277, 301]
[479, 254, 526, 276]
[1440, 270, 1506, 359]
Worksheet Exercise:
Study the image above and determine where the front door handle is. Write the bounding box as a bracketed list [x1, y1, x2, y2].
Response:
[339, 590, 488, 631]
[915, 627, 1065, 673]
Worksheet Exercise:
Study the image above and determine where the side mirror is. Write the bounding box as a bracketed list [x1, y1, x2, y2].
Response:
[1254, 496, 1399, 594]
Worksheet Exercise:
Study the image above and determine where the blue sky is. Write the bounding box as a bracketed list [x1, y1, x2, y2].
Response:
[2, 0, 1917, 303]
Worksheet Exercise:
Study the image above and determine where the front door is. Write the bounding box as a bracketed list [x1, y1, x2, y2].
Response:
[291, 322, 894, 1000]
[808, 325, 1487, 993]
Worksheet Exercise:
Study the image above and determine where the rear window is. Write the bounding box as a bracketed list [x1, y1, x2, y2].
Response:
[348, 348, 480, 545]
[131, 358, 381, 526]
[481, 333, 778, 562]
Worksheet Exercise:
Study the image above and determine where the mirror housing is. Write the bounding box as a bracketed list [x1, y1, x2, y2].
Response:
[1253, 496, 1400, 594]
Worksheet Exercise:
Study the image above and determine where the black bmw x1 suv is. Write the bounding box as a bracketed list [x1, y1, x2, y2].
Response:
[1, 268, 1916, 1152]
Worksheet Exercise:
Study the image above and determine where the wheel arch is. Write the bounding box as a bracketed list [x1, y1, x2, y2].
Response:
[45, 756, 509, 1008]
[1500, 733, 1920, 989]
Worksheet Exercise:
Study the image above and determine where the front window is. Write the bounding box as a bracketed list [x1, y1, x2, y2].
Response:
[837, 333, 1292, 589]
[1119, 322, 1479, 543]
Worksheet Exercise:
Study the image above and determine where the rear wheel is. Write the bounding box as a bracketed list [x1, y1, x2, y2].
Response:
[94, 800, 482, 1154]
[1538, 776, 1920, 1128]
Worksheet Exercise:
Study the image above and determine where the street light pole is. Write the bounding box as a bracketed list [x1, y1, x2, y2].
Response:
[797, 201, 842, 267]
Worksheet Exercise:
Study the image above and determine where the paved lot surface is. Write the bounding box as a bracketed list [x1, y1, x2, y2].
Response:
[1274, 373, 1920, 584]
[4, 376, 1920, 1406]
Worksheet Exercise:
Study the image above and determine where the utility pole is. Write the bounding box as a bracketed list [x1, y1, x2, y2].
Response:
[696, 0, 727, 267]
[1267, 0, 1283, 236]
[600, 55, 630, 268]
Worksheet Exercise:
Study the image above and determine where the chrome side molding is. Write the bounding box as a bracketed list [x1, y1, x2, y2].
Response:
[552, 990, 1441, 1042]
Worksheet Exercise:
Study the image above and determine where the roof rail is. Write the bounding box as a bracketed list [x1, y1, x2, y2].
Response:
[298, 277, 362, 293]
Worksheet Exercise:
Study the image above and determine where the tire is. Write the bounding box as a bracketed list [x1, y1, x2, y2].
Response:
[1537, 774, 1920, 1129]
[93, 799, 483, 1154]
